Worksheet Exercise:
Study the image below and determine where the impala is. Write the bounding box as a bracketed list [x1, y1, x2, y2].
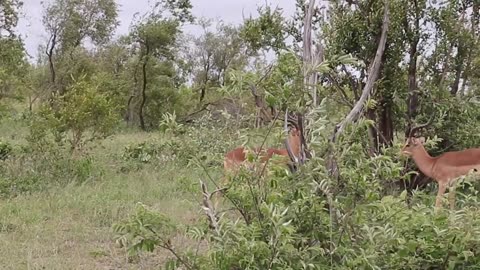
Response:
[223, 125, 302, 177]
[401, 119, 480, 210]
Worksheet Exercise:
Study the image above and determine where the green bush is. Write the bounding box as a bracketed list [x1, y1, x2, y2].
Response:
[0, 146, 99, 198]
[0, 141, 12, 160]
[28, 76, 119, 152]
[113, 116, 480, 269]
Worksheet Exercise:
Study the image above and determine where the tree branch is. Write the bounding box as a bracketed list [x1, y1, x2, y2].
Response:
[331, 1, 390, 142]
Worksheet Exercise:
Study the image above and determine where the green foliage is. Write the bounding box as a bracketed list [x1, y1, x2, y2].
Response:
[114, 118, 480, 269]
[30, 77, 119, 151]
[43, 0, 119, 51]
[158, 0, 194, 23]
[187, 19, 251, 101]
[113, 202, 177, 255]
[241, 5, 288, 54]
[122, 142, 161, 164]
[0, 146, 98, 198]
[0, 141, 12, 160]
[159, 111, 185, 134]
[0, 0, 23, 36]
[0, 37, 27, 102]
[2, 0, 480, 269]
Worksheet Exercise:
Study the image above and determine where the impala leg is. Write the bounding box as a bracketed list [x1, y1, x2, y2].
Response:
[435, 182, 447, 210]
[448, 180, 457, 211]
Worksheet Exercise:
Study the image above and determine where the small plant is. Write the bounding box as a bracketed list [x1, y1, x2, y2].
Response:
[122, 142, 159, 163]
[0, 141, 12, 160]
[159, 111, 185, 135]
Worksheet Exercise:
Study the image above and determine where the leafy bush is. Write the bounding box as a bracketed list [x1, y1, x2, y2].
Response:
[159, 111, 185, 135]
[113, 116, 480, 269]
[29, 76, 119, 152]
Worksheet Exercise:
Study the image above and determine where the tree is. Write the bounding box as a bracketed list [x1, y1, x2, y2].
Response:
[188, 19, 250, 102]
[131, 18, 179, 130]
[42, 0, 119, 94]
[34, 76, 119, 152]
[0, 0, 23, 37]
[128, 0, 193, 130]
[0, 0, 27, 104]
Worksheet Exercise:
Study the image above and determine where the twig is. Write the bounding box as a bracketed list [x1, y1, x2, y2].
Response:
[200, 180, 222, 234]
[194, 156, 250, 224]
[145, 227, 194, 270]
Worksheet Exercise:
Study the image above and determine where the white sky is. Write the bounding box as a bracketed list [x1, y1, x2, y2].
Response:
[16, 0, 296, 60]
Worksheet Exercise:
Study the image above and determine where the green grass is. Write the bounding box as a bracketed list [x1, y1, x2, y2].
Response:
[0, 126, 218, 269]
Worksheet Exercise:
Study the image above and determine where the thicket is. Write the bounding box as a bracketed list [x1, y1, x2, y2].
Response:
[1, 0, 480, 268]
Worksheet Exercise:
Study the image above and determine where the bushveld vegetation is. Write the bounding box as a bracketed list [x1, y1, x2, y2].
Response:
[1, 0, 480, 269]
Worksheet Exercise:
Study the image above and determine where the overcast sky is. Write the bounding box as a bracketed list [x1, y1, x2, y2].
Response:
[17, 0, 295, 60]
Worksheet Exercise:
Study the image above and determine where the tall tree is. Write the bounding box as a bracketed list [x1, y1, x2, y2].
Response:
[42, 0, 119, 94]
[0, 0, 27, 102]
[129, 0, 193, 130]
[188, 19, 250, 102]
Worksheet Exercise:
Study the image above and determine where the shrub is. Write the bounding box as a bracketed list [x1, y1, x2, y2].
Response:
[113, 117, 480, 269]
[29, 76, 119, 152]
[0, 146, 99, 198]
[0, 141, 12, 160]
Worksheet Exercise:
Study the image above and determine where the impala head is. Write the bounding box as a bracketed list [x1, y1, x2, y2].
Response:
[401, 136, 426, 156]
[402, 114, 435, 157]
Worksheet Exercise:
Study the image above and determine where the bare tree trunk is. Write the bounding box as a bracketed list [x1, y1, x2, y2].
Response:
[378, 98, 393, 145]
[366, 108, 378, 155]
[331, 2, 390, 141]
[405, 0, 420, 136]
[302, 0, 325, 109]
[46, 31, 58, 107]
[328, 1, 389, 177]
[376, 41, 393, 148]
[126, 59, 141, 124]
[450, 6, 468, 96]
[438, 43, 453, 88]
[461, 1, 479, 96]
[139, 45, 150, 131]
[450, 43, 465, 96]
[199, 55, 211, 102]
[46, 32, 57, 85]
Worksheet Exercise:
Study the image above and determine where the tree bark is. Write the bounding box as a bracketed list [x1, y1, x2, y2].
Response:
[331, 2, 390, 142]
[302, 0, 322, 107]
[199, 53, 211, 102]
[378, 97, 393, 145]
[450, 43, 465, 96]
[405, 0, 420, 136]
[46, 31, 57, 85]
[126, 60, 140, 124]
[139, 44, 150, 131]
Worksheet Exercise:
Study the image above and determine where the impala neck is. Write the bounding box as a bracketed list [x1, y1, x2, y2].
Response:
[411, 145, 435, 178]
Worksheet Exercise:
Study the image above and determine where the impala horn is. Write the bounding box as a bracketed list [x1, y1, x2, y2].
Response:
[408, 113, 435, 138]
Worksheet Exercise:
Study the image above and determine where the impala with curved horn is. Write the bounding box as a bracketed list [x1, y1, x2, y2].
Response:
[223, 113, 302, 177]
[401, 115, 480, 210]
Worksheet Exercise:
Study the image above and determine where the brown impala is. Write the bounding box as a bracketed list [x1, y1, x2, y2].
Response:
[401, 118, 480, 210]
[223, 125, 302, 177]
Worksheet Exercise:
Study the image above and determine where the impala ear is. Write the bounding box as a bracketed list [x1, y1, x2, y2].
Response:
[417, 137, 426, 144]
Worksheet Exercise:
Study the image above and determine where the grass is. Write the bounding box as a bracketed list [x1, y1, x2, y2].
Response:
[0, 122, 220, 269]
